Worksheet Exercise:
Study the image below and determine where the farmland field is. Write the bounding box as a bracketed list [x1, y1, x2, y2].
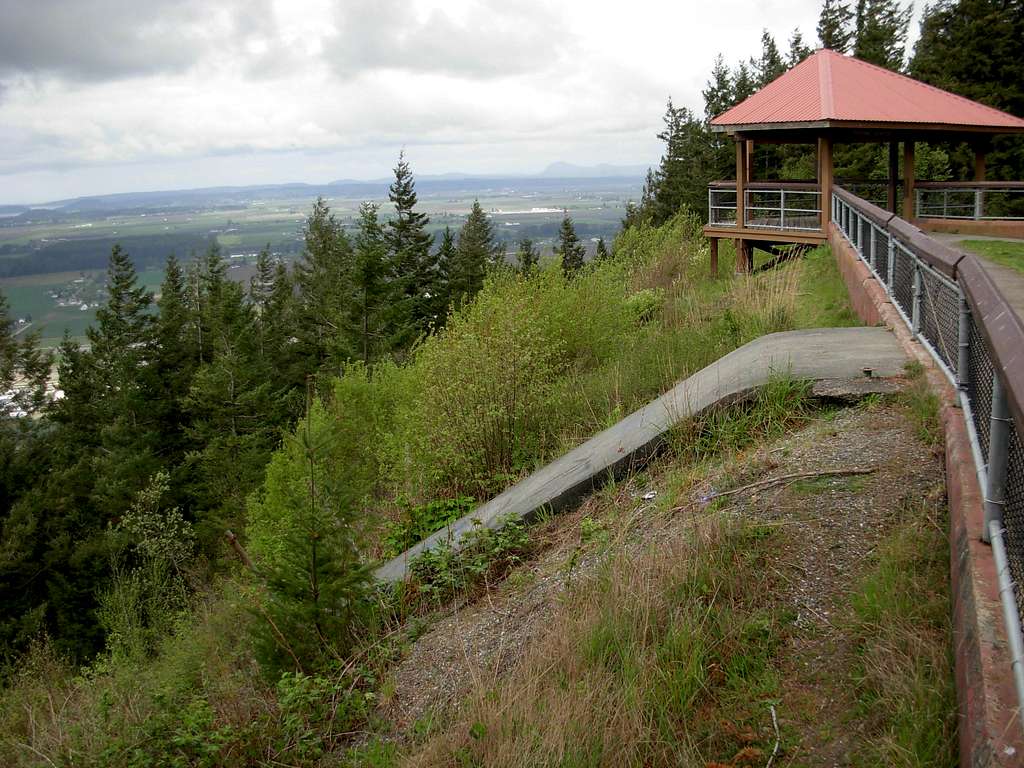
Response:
[0, 175, 642, 343]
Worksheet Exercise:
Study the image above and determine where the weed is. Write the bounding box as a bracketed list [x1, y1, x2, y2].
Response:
[898, 361, 943, 449]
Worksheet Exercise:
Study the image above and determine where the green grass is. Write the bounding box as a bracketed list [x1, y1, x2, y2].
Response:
[959, 238, 1024, 275]
[848, 496, 956, 766]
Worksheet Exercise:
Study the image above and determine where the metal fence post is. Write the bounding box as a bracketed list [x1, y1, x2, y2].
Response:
[983, 372, 1012, 544]
[869, 225, 876, 270]
[887, 237, 895, 288]
[912, 259, 922, 336]
[958, 293, 971, 389]
[975, 188, 984, 220]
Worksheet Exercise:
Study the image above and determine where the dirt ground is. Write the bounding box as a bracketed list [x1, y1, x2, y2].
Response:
[372, 399, 945, 762]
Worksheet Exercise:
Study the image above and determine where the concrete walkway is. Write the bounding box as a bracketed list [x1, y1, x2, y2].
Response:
[375, 327, 908, 583]
[930, 232, 1024, 321]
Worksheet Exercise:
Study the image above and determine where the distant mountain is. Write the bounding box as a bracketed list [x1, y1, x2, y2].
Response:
[17, 163, 646, 213]
[538, 162, 648, 178]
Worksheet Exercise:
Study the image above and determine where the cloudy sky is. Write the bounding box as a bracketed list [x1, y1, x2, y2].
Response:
[0, 0, 921, 204]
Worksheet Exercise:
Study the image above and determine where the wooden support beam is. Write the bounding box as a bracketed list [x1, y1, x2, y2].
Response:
[888, 141, 899, 213]
[974, 147, 987, 181]
[818, 135, 833, 230]
[710, 237, 719, 278]
[745, 139, 755, 182]
[902, 141, 916, 220]
[736, 139, 747, 228]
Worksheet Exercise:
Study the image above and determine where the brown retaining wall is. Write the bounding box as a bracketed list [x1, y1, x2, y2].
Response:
[829, 224, 1024, 766]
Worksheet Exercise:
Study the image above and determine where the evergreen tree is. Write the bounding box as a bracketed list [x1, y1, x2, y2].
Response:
[516, 238, 540, 274]
[293, 199, 354, 373]
[754, 30, 786, 87]
[818, 0, 854, 52]
[733, 62, 757, 102]
[385, 152, 436, 349]
[435, 226, 458, 314]
[450, 200, 499, 306]
[911, 0, 1024, 183]
[555, 215, 586, 277]
[248, 395, 374, 674]
[594, 238, 610, 261]
[351, 203, 389, 366]
[649, 100, 715, 224]
[854, 0, 911, 70]
[787, 29, 813, 65]
[702, 55, 735, 120]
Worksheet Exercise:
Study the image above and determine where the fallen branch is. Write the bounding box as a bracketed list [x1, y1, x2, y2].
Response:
[765, 704, 780, 768]
[677, 467, 876, 511]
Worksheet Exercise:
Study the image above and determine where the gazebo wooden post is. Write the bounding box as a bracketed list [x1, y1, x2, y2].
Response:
[735, 136, 750, 272]
[709, 237, 719, 277]
[888, 141, 899, 214]
[818, 134, 833, 230]
[745, 139, 755, 182]
[902, 140, 916, 220]
[974, 145, 987, 181]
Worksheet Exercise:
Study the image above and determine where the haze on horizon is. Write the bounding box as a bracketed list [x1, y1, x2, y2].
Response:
[0, 0, 921, 205]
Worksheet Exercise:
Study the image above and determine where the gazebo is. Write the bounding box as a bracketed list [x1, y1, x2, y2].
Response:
[704, 48, 1024, 273]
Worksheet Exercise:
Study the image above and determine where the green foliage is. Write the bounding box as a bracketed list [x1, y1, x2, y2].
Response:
[407, 518, 530, 605]
[516, 237, 540, 274]
[383, 496, 476, 558]
[624, 288, 665, 325]
[960, 238, 1024, 275]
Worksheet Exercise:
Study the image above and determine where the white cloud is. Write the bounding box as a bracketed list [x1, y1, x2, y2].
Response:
[0, 0, 922, 203]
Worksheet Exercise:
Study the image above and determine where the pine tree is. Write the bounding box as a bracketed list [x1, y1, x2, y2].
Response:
[385, 152, 436, 349]
[435, 226, 458, 314]
[352, 203, 389, 366]
[516, 238, 540, 274]
[854, 0, 911, 70]
[787, 29, 813, 66]
[818, 0, 854, 52]
[649, 100, 715, 224]
[754, 30, 786, 87]
[555, 215, 586, 277]
[595, 238, 610, 261]
[703, 55, 736, 120]
[294, 198, 354, 372]
[450, 200, 499, 306]
[910, 0, 1024, 183]
[732, 62, 756, 102]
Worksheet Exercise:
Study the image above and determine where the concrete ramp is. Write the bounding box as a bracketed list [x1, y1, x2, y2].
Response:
[374, 327, 907, 583]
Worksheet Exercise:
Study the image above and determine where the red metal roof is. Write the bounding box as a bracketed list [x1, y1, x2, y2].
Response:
[711, 49, 1024, 131]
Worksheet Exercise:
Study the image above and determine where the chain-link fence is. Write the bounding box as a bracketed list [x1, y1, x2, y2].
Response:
[833, 187, 1024, 722]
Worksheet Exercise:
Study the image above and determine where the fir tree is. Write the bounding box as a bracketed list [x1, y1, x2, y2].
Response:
[703, 55, 735, 120]
[450, 200, 499, 306]
[352, 203, 389, 366]
[787, 28, 813, 65]
[294, 198, 354, 372]
[385, 152, 436, 349]
[649, 100, 715, 224]
[854, 0, 911, 70]
[754, 30, 786, 87]
[435, 226, 458, 314]
[733, 62, 756, 102]
[516, 238, 540, 274]
[595, 238, 610, 261]
[818, 0, 854, 52]
[555, 215, 586, 278]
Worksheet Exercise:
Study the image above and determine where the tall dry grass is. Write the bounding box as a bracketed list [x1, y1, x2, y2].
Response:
[406, 516, 782, 768]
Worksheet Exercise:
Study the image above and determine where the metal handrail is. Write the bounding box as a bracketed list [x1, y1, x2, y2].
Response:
[832, 185, 1024, 731]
